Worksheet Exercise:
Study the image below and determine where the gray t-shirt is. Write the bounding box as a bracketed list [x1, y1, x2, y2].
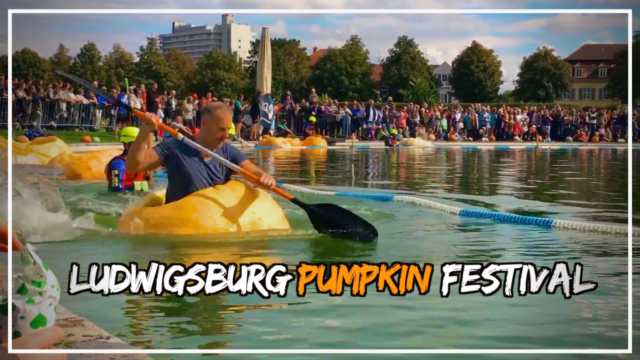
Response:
[154, 138, 249, 204]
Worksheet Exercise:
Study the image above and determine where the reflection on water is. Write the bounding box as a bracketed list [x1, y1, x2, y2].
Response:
[4, 147, 634, 355]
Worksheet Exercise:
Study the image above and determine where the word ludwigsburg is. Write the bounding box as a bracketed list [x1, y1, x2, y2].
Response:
[67, 261, 597, 299]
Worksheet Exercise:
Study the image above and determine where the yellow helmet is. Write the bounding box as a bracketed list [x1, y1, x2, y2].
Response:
[390, 129, 398, 135]
[308, 116, 317, 123]
[120, 127, 140, 143]
[229, 127, 235, 135]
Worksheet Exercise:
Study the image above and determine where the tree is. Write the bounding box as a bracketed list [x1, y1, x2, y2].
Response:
[0, 54, 7, 78]
[246, 38, 310, 100]
[136, 37, 173, 91]
[69, 41, 105, 86]
[449, 40, 504, 103]
[164, 48, 196, 98]
[47, 43, 73, 82]
[12, 48, 48, 81]
[192, 49, 248, 99]
[308, 36, 375, 101]
[398, 76, 440, 105]
[103, 43, 137, 91]
[635, 38, 639, 104]
[511, 46, 573, 103]
[495, 90, 515, 103]
[381, 35, 440, 102]
[605, 48, 628, 103]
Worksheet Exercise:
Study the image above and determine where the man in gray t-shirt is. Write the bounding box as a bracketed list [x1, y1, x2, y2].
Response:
[126, 102, 276, 204]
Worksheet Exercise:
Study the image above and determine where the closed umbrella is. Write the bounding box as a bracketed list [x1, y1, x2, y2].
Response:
[257, 27, 274, 135]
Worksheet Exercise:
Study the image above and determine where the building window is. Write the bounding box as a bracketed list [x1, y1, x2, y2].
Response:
[562, 91, 571, 100]
[441, 74, 448, 82]
[598, 67, 607, 77]
[440, 93, 448, 103]
[602, 89, 609, 100]
[574, 68, 583, 77]
[580, 88, 592, 100]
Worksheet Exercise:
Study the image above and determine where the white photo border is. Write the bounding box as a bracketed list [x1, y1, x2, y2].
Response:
[6, 7, 634, 355]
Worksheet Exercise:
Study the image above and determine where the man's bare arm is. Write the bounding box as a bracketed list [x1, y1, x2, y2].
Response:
[126, 122, 163, 173]
[239, 159, 266, 178]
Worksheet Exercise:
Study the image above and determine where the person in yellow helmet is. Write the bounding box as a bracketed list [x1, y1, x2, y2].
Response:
[304, 115, 317, 139]
[384, 128, 399, 147]
[105, 126, 154, 192]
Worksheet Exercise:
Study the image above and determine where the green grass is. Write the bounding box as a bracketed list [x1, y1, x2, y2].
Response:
[0, 129, 120, 144]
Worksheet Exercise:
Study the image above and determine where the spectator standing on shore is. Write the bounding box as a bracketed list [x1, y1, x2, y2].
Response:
[164, 90, 176, 123]
[146, 82, 159, 115]
[587, 107, 598, 140]
[233, 94, 246, 138]
[115, 86, 130, 137]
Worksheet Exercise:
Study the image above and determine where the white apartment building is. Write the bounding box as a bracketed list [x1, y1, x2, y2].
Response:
[159, 14, 255, 62]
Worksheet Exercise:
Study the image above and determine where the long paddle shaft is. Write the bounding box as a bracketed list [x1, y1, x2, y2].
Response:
[55, 70, 378, 242]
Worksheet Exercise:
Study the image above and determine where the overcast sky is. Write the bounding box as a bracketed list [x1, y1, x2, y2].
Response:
[2, 0, 636, 92]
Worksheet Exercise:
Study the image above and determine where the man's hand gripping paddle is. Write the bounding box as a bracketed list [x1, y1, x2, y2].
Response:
[55, 70, 378, 242]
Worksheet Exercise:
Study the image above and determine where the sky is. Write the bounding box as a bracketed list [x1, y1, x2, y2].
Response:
[2, 0, 637, 92]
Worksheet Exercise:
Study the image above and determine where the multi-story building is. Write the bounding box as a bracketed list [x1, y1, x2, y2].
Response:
[562, 43, 627, 106]
[159, 14, 255, 63]
[430, 62, 458, 104]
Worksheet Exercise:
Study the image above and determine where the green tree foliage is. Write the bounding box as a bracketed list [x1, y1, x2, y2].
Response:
[0, 54, 7, 78]
[605, 42, 635, 104]
[381, 35, 440, 102]
[635, 38, 639, 104]
[604, 48, 627, 103]
[192, 49, 248, 99]
[164, 48, 196, 98]
[69, 41, 105, 85]
[246, 38, 311, 100]
[103, 43, 137, 91]
[495, 90, 515, 103]
[512, 46, 573, 103]
[450, 40, 504, 103]
[47, 43, 73, 83]
[12, 48, 48, 81]
[308, 35, 375, 101]
[399, 76, 440, 105]
[136, 37, 173, 91]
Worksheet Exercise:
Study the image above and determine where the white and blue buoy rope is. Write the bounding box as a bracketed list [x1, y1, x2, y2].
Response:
[276, 182, 638, 236]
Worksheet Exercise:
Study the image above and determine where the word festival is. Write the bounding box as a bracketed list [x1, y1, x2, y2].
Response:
[67, 261, 598, 299]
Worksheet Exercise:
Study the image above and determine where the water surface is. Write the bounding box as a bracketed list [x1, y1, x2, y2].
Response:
[5, 147, 636, 359]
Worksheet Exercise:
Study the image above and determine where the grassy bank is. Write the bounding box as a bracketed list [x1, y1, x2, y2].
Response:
[0, 129, 120, 144]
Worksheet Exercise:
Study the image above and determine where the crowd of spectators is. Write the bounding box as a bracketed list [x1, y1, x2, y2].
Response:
[1, 76, 637, 143]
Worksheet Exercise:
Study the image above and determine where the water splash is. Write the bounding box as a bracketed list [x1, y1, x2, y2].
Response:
[0, 149, 99, 243]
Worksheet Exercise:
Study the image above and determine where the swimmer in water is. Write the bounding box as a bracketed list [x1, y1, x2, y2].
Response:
[105, 126, 154, 192]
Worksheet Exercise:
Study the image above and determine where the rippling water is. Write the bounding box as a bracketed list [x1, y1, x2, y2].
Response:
[4, 147, 637, 359]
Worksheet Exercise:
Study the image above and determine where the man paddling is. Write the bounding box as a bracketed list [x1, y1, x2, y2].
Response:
[125, 102, 276, 205]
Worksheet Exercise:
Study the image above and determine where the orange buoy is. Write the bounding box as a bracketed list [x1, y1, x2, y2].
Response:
[16, 136, 29, 143]
[80, 135, 92, 143]
[489, 135, 496, 142]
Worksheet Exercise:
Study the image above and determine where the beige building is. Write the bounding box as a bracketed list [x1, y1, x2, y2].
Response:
[562, 43, 627, 106]
[159, 14, 255, 63]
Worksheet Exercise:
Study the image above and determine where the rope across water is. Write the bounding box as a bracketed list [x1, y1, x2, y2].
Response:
[276, 182, 638, 236]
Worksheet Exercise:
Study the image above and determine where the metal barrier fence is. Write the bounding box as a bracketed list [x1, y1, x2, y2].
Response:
[0, 98, 364, 138]
[276, 112, 362, 138]
[1, 97, 122, 131]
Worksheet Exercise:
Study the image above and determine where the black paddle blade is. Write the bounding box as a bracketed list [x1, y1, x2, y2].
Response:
[291, 198, 378, 242]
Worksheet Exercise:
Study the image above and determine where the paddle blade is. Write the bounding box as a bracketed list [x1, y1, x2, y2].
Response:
[291, 199, 378, 242]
